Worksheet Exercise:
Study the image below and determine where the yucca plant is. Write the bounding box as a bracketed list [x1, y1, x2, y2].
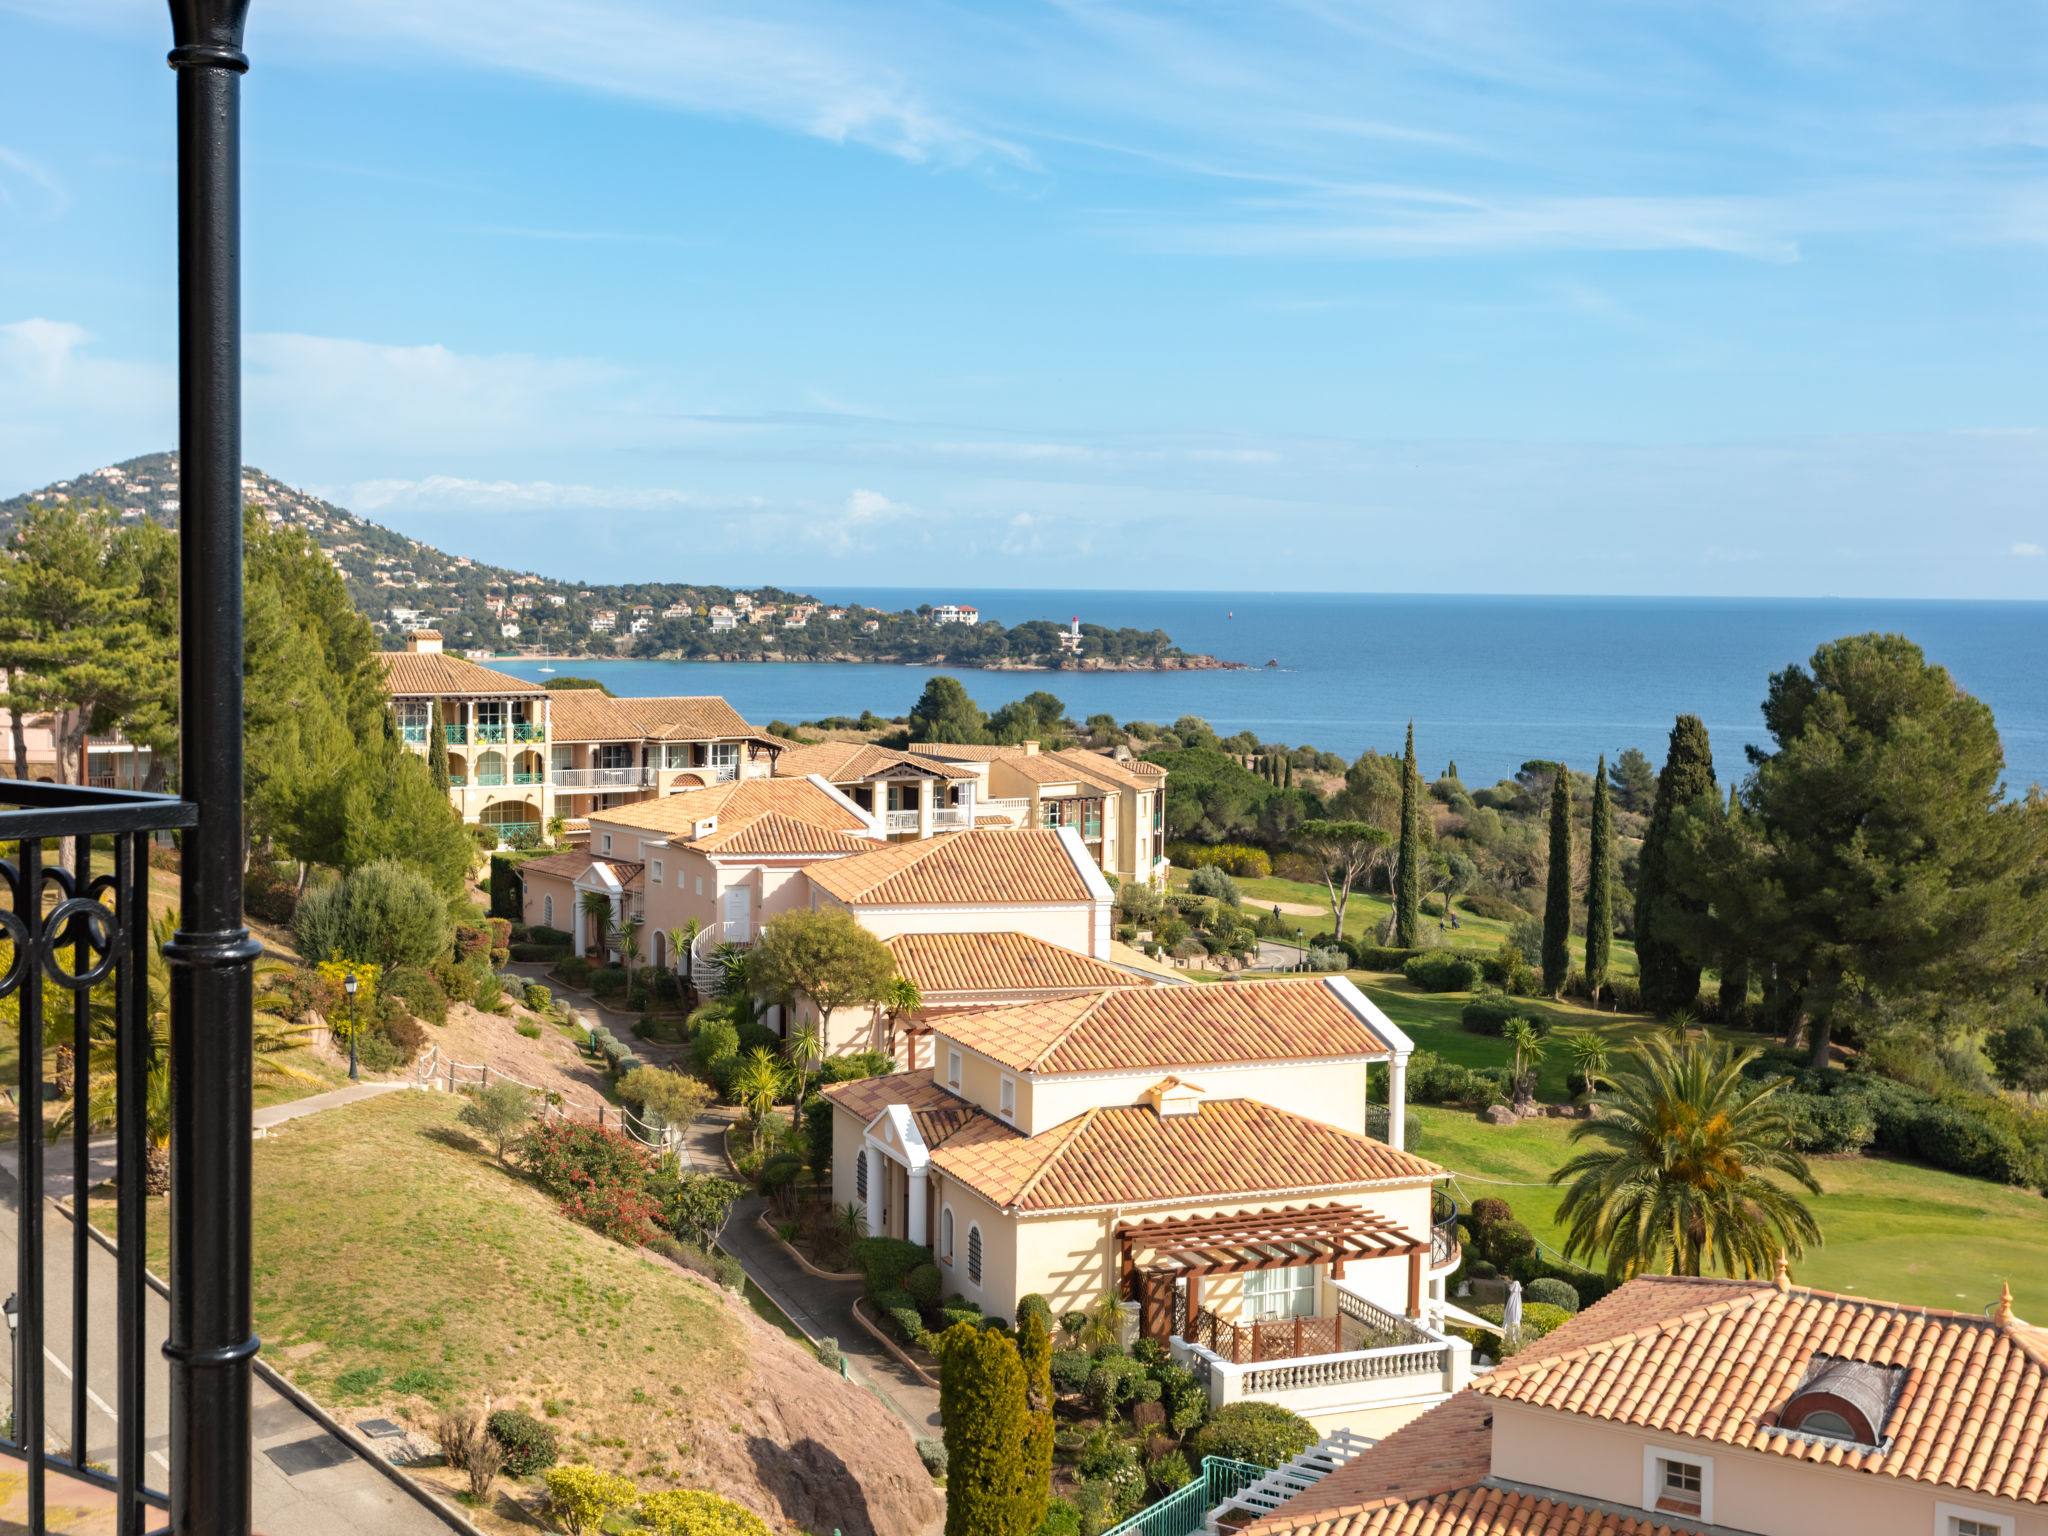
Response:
[880, 975, 922, 1064]
[732, 1047, 787, 1150]
[1560, 1028, 1613, 1100]
[1551, 1034, 1821, 1279]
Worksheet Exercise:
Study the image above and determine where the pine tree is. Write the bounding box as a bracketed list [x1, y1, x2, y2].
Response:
[1542, 763, 1574, 995]
[1016, 1308, 1054, 1532]
[938, 1322, 1032, 1536]
[428, 701, 451, 792]
[1585, 754, 1614, 1000]
[1395, 722, 1422, 948]
[1636, 714, 1718, 1015]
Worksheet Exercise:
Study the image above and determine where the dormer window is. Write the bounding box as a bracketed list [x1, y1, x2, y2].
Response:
[1776, 1357, 1904, 1447]
[947, 1049, 962, 1091]
[999, 1076, 1015, 1119]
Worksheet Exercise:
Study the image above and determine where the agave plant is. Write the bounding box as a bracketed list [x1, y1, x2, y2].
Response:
[58, 910, 321, 1194]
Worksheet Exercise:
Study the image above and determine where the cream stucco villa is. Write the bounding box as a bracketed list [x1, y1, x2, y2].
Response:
[1244, 1271, 2048, 1536]
[822, 975, 1474, 1439]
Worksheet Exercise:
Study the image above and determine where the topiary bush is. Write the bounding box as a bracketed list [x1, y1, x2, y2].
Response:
[590, 967, 628, 997]
[1050, 1351, 1093, 1393]
[638, 1489, 770, 1536]
[1187, 1401, 1318, 1469]
[1462, 996, 1550, 1036]
[905, 1262, 943, 1311]
[1523, 1277, 1580, 1314]
[485, 1408, 558, 1477]
[1403, 954, 1482, 993]
[855, 1236, 932, 1300]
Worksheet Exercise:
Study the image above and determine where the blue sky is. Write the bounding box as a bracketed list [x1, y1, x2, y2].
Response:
[2, 0, 2046, 596]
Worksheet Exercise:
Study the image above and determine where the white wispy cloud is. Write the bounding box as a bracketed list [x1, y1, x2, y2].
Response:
[0, 146, 65, 218]
[2014, 542, 2044, 557]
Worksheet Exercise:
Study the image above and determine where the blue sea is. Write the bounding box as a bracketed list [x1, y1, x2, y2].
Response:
[490, 592, 2048, 794]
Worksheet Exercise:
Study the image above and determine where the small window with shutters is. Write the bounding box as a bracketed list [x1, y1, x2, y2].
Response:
[967, 1223, 983, 1286]
[855, 1149, 868, 1204]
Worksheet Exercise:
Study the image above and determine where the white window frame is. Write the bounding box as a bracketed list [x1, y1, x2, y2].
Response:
[940, 1206, 955, 1266]
[947, 1049, 962, 1091]
[651, 859, 663, 883]
[1936, 1502, 2016, 1536]
[695, 875, 703, 896]
[1242, 1266, 1318, 1322]
[543, 894, 554, 927]
[1641, 1445, 1712, 1524]
[999, 1075, 1016, 1120]
[664, 742, 693, 769]
[601, 833, 612, 854]
[966, 1222, 983, 1287]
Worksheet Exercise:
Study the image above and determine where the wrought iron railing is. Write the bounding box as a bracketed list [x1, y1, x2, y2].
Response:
[512, 724, 546, 743]
[474, 724, 508, 744]
[1431, 1186, 1461, 1271]
[0, 783, 197, 1532]
[1098, 1456, 1269, 1536]
[443, 723, 467, 745]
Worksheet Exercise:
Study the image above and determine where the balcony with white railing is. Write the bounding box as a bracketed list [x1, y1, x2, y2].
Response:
[1172, 1290, 1467, 1421]
[552, 766, 655, 789]
[930, 805, 972, 828]
[978, 796, 1032, 826]
[884, 810, 920, 832]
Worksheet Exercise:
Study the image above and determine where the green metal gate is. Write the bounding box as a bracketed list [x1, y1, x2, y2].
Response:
[1100, 1456, 1271, 1536]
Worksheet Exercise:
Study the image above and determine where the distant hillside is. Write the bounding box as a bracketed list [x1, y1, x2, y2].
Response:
[0, 454, 1220, 670]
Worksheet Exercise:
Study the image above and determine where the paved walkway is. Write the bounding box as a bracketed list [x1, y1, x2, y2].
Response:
[680, 1109, 941, 1442]
[252, 1081, 412, 1134]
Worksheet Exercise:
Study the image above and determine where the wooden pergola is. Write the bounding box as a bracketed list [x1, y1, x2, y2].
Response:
[1114, 1203, 1428, 1344]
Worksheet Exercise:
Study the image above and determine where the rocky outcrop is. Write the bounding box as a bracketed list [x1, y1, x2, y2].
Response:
[652, 1258, 945, 1536]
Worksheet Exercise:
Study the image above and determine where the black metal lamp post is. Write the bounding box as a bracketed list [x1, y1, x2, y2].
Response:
[163, 2, 260, 1532]
[1296, 927, 1304, 971]
[3, 1293, 17, 1445]
[344, 971, 359, 1081]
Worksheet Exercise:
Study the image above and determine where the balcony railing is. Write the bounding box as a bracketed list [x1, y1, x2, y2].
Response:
[0, 782, 200, 1528]
[443, 723, 467, 745]
[1188, 1308, 1340, 1364]
[979, 797, 1032, 825]
[1431, 1187, 1460, 1273]
[400, 725, 428, 745]
[513, 723, 546, 743]
[475, 771, 506, 787]
[449, 774, 469, 786]
[513, 772, 545, 786]
[552, 767, 654, 789]
[474, 724, 508, 744]
[884, 810, 919, 832]
[931, 805, 972, 828]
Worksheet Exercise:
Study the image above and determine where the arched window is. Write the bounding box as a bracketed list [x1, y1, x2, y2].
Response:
[966, 1223, 983, 1286]
[855, 1149, 869, 1203]
[941, 1207, 955, 1265]
[543, 894, 554, 927]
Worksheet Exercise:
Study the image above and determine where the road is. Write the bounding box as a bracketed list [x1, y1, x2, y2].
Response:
[0, 1144, 457, 1533]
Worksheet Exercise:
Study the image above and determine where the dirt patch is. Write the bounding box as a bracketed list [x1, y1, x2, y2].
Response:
[424, 1003, 613, 1110]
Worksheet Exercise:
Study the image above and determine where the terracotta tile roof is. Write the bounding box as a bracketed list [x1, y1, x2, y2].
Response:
[546, 690, 771, 743]
[909, 742, 1022, 762]
[774, 741, 978, 781]
[930, 1098, 1438, 1213]
[1471, 1275, 2048, 1507]
[516, 850, 598, 882]
[990, 753, 1113, 788]
[1250, 1481, 1684, 1535]
[376, 651, 547, 697]
[821, 1069, 1022, 1153]
[807, 829, 1097, 905]
[589, 777, 873, 855]
[935, 976, 1394, 1075]
[884, 931, 1134, 997]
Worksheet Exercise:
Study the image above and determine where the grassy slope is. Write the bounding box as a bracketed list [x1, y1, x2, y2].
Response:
[99, 1091, 745, 1489]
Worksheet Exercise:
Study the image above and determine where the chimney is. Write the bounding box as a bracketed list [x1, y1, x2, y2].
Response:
[1143, 1076, 1205, 1117]
[407, 629, 443, 654]
[1023, 739, 1040, 756]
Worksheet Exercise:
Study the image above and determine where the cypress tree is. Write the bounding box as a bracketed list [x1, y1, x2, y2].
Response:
[1636, 714, 1718, 1015]
[428, 700, 451, 793]
[1445, 760, 1459, 782]
[938, 1322, 1032, 1536]
[1394, 722, 1422, 948]
[1542, 763, 1573, 995]
[1284, 755, 1293, 789]
[1585, 754, 1613, 1001]
[1016, 1309, 1054, 1532]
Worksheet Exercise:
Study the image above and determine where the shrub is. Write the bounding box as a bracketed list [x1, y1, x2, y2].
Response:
[1777, 1090, 1876, 1154]
[1146, 1450, 1192, 1496]
[545, 1465, 639, 1535]
[1606, 976, 1643, 1011]
[1050, 1351, 1093, 1392]
[1017, 1292, 1054, 1335]
[906, 1263, 943, 1311]
[1408, 1050, 1506, 1108]
[1479, 1300, 1573, 1339]
[883, 1301, 927, 1346]
[692, 1016, 741, 1075]
[458, 1081, 535, 1160]
[454, 924, 490, 961]
[557, 955, 592, 986]
[617, 1066, 713, 1128]
[485, 1409, 558, 1477]
[293, 859, 448, 970]
[374, 1008, 428, 1063]
[1152, 1360, 1207, 1434]
[1187, 864, 1241, 905]
[1462, 997, 1550, 1037]
[528, 925, 572, 948]
[1037, 1495, 1081, 1536]
[1523, 1277, 1580, 1314]
[437, 1408, 503, 1501]
[915, 1439, 948, 1477]
[1459, 891, 1526, 922]
[1911, 1103, 2039, 1185]
[1403, 954, 1482, 993]
[383, 965, 448, 1026]
[638, 1489, 771, 1536]
[855, 1236, 933, 1300]
[1188, 1401, 1318, 1469]
[1351, 945, 1421, 971]
[243, 863, 300, 925]
[1086, 1356, 1148, 1415]
[1306, 946, 1348, 972]
[590, 967, 628, 997]
[757, 1151, 803, 1199]
[509, 942, 569, 963]
[523, 981, 554, 1013]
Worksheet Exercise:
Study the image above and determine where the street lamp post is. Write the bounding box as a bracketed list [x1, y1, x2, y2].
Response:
[3, 1292, 17, 1445]
[1296, 928, 1304, 971]
[344, 971, 360, 1081]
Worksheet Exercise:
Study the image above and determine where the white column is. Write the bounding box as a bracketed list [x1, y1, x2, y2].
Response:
[917, 784, 933, 839]
[864, 1140, 885, 1239]
[1388, 1054, 1409, 1150]
[908, 1167, 928, 1246]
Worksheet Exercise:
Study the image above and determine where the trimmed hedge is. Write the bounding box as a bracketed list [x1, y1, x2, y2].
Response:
[590, 967, 629, 996]
[509, 942, 570, 963]
[1461, 997, 1551, 1037]
[1403, 954, 1482, 993]
[855, 1236, 931, 1300]
[1349, 944, 1420, 971]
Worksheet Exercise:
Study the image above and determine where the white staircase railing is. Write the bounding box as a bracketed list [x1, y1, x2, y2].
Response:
[1204, 1428, 1375, 1533]
[691, 920, 732, 996]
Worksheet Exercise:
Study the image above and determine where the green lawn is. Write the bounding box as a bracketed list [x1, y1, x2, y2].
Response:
[1359, 979, 1678, 1100]
[1409, 1103, 2048, 1316]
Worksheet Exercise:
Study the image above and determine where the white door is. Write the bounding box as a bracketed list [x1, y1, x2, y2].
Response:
[723, 882, 751, 942]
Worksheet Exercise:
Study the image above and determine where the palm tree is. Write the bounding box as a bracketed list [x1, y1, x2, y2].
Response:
[666, 920, 700, 987]
[880, 975, 922, 1065]
[616, 915, 644, 985]
[1502, 1016, 1546, 1104]
[784, 1019, 824, 1110]
[1551, 1034, 1822, 1279]
[578, 890, 613, 960]
[732, 1047, 787, 1150]
[1079, 1287, 1125, 1353]
[1560, 1028, 1613, 1101]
